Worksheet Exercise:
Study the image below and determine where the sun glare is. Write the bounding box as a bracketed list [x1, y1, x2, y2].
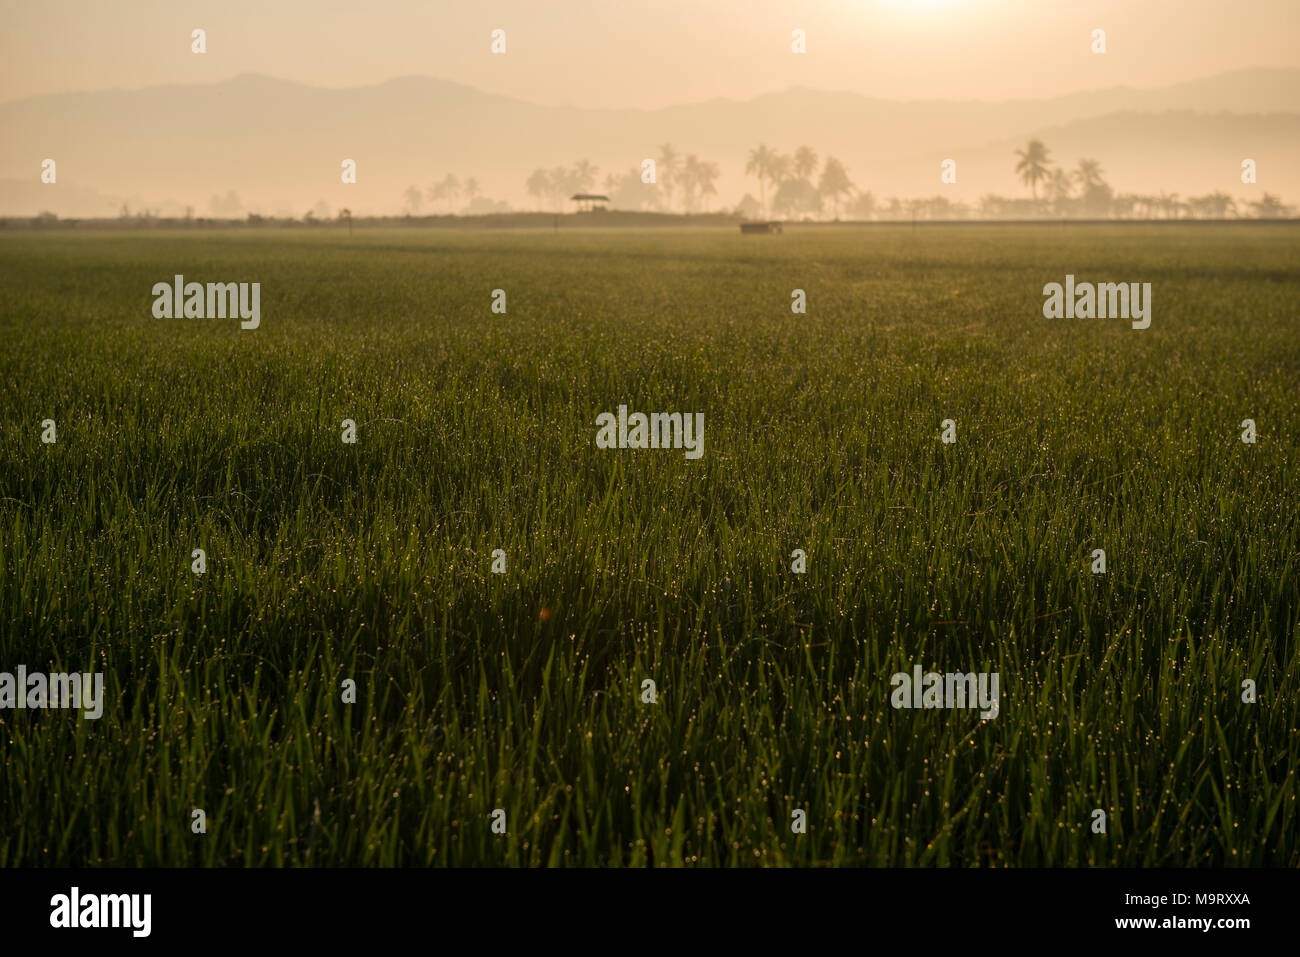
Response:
[874, 0, 971, 14]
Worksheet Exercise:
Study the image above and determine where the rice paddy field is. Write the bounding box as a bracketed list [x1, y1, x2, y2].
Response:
[0, 223, 1297, 867]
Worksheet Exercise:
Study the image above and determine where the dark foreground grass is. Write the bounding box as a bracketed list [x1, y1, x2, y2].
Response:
[0, 224, 1296, 866]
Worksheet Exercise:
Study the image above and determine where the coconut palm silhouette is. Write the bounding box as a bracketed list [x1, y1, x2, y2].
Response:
[1015, 140, 1052, 200]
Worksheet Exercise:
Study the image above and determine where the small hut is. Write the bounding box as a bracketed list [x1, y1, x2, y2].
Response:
[570, 193, 610, 212]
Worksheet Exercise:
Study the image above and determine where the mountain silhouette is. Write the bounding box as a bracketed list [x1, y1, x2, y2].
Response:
[3, 69, 1296, 217]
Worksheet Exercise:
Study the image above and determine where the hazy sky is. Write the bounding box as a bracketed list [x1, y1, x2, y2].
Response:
[2, 0, 1297, 107]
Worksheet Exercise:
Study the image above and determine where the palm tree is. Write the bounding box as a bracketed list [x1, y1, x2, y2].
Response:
[403, 185, 423, 215]
[745, 144, 777, 217]
[1073, 158, 1105, 192]
[1073, 159, 1113, 217]
[817, 156, 854, 220]
[463, 177, 480, 208]
[793, 146, 818, 180]
[1015, 140, 1052, 199]
[682, 155, 720, 212]
[429, 174, 460, 213]
[657, 144, 680, 211]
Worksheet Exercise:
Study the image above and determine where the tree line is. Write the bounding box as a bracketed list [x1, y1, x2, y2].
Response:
[1004, 139, 1291, 220]
[402, 137, 1293, 220]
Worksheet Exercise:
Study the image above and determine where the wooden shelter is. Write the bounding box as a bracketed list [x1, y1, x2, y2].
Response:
[570, 193, 610, 212]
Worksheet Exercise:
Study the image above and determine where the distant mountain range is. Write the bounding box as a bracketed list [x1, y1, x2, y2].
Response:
[2, 68, 1297, 218]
